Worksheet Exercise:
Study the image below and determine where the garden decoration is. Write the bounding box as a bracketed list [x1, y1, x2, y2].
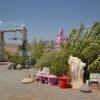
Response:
[68, 55, 86, 89]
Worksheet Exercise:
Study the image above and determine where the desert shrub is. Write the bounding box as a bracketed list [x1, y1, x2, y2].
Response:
[30, 39, 47, 61]
[35, 50, 70, 76]
[8, 53, 25, 64]
[34, 51, 56, 68]
[49, 50, 69, 76]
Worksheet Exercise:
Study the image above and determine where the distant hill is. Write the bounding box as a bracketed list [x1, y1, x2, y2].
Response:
[4, 43, 20, 52]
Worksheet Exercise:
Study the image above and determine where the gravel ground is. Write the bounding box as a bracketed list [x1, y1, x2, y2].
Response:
[0, 65, 100, 100]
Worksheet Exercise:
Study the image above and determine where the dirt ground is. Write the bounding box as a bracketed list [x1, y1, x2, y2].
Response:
[0, 64, 100, 100]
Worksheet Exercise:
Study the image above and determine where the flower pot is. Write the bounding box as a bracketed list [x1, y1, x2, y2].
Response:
[58, 76, 69, 89]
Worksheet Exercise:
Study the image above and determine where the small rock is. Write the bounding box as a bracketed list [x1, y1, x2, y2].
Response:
[8, 63, 13, 70]
[16, 64, 22, 70]
[8, 63, 16, 70]
[80, 84, 92, 93]
[25, 64, 30, 69]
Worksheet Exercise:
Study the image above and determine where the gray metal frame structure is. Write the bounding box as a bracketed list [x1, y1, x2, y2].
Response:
[0, 21, 27, 61]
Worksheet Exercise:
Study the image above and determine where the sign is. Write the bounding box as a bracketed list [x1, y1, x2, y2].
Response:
[90, 73, 100, 83]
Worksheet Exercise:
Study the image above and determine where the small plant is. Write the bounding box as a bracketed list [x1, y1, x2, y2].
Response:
[8, 53, 25, 64]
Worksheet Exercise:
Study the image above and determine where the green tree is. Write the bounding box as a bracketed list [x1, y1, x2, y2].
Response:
[64, 21, 100, 73]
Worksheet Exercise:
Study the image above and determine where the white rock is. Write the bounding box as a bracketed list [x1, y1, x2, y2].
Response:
[16, 64, 22, 70]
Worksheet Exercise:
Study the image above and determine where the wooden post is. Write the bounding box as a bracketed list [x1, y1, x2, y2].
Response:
[0, 32, 4, 61]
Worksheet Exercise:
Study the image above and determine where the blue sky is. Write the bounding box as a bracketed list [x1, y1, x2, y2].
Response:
[0, 0, 100, 42]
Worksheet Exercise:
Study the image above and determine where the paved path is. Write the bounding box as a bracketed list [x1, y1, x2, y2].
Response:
[0, 65, 100, 100]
